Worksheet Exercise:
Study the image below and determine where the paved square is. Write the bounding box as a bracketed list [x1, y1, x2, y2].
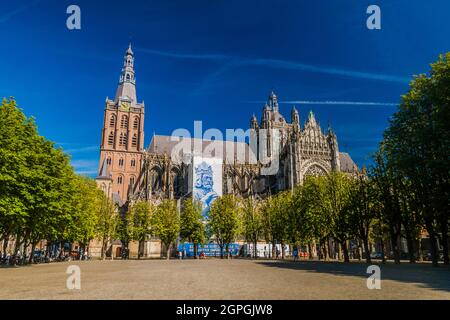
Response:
[0, 259, 449, 299]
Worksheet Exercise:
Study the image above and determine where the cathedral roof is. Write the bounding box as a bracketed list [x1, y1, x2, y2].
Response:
[148, 135, 256, 164]
[339, 152, 358, 173]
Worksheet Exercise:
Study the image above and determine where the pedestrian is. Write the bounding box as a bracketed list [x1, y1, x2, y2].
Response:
[178, 250, 182, 260]
[293, 249, 298, 261]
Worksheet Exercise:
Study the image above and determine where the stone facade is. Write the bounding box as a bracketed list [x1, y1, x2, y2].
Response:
[97, 46, 358, 208]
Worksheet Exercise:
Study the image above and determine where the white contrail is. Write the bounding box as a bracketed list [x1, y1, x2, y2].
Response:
[0, 0, 41, 24]
[137, 47, 410, 84]
[280, 100, 399, 106]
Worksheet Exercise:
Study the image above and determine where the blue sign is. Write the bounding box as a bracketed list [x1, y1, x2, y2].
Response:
[193, 161, 220, 219]
[178, 243, 240, 257]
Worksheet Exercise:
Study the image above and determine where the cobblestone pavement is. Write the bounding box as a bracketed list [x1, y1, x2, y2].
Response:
[0, 259, 449, 299]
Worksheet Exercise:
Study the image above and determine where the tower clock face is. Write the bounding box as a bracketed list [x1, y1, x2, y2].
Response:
[120, 101, 131, 111]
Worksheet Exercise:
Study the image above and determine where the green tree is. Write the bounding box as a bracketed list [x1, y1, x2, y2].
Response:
[346, 173, 378, 263]
[180, 198, 205, 258]
[324, 172, 353, 262]
[153, 199, 180, 259]
[66, 176, 101, 259]
[209, 195, 240, 259]
[291, 186, 315, 258]
[378, 53, 450, 266]
[301, 175, 333, 260]
[0, 98, 38, 258]
[128, 201, 154, 259]
[96, 195, 120, 260]
[241, 197, 263, 259]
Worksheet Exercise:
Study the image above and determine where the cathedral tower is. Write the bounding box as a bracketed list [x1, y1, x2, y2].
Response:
[96, 44, 145, 202]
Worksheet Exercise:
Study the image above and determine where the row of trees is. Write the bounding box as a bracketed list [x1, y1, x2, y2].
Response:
[372, 53, 450, 266]
[141, 54, 449, 266]
[0, 98, 119, 263]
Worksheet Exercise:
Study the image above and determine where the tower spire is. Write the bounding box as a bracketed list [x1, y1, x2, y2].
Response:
[268, 91, 279, 112]
[115, 44, 137, 104]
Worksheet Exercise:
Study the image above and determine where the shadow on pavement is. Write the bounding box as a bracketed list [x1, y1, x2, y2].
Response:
[256, 259, 450, 293]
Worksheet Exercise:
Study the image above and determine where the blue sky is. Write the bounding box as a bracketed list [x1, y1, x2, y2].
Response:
[1, 0, 449, 176]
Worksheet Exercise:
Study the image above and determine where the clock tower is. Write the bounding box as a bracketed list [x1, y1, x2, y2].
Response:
[97, 44, 145, 203]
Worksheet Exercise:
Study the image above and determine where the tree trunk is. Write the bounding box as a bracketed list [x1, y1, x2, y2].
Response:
[2, 236, 9, 258]
[271, 240, 276, 260]
[323, 241, 329, 261]
[226, 243, 229, 259]
[440, 223, 449, 265]
[13, 234, 21, 257]
[327, 239, 333, 259]
[337, 243, 342, 261]
[101, 238, 107, 260]
[281, 242, 285, 260]
[428, 232, 439, 267]
[424, 220, 439, 267]
[194, 242, 198, 259]
[307, 243, 313, 259]
[363, 237, 372, 264]
[166, 243, 171, 260]
[417, 238, 423, 262]
[390, 231, 400, 264]
[342, 241, 350, 263]
[405, 234, 416, 263]
[253, 240, 257, 259]
[317, 241, 322, 260]
[379, 237, 386, 264]
[28, 242, 37, 264]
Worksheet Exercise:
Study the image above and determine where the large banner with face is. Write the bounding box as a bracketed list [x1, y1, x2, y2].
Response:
[192, 156, 223, 219]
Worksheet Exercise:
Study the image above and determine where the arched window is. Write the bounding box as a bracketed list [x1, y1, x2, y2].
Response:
[106, 157, 111, 165]
[117, 176, 123, 184]
[120, 115, 128, 128]
[133, 117, 139, 129]
[119, 133, 127, 146]
[131, 159, 136, 167]
[119, 158, 124, 166]
[130, 176, 135, 186]
[126, 74, 131, 81]
[109, 115, 116, 127]
[132, 134, 138, 147]
[108, 132, 114, 145]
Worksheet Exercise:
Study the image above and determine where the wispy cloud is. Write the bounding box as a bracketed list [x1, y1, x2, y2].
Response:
[71, 159, 98, 169]
[71, 159, 98, 177]
[246, 100, 399, 107]
[64, 145, 99, 154]
[280, 100, 399, 107]
[76, 170, 98, 176]
[136, 47, 410, 84]
[137, 48, 230, 62]
[0, 0, 41, 24]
